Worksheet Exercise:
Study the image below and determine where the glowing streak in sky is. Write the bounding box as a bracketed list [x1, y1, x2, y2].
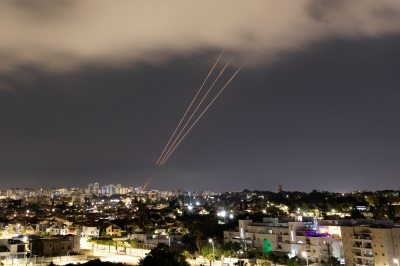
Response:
[158, 53, 235, 164]
[142, 177, 152, 191]
[160, 59, 248, 165]
[155, 50, 225, 165]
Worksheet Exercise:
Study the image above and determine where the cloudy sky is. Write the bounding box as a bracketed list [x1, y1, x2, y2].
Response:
[1, 0, 400, 192]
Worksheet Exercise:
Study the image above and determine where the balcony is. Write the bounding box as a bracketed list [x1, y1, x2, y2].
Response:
[354, 258, 374, 266]
[351, 235, 372, 241]
[353, 253, 374, 260]
[352, 244, 372, 249]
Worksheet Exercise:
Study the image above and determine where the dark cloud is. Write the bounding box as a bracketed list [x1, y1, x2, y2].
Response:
[1, 1, 400, 89]
[306, 0, 345, 22]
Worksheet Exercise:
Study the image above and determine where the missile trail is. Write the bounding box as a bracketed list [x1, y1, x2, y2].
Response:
[146, 51, 225, 190]
[142, 169, 159, 190]
[155, 50, 225, 165]
[158, 53, 235, 164]
[160, 59, 248, 165]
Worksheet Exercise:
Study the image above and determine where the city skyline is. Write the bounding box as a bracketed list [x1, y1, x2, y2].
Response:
[1, 1, 400, 192]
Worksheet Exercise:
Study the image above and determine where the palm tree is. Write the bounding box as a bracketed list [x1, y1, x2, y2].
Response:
[120, 241, 131, 255]
[194, 229, 204, 252]
[105, 240, 115, 253]
[116, 240, 130, 255]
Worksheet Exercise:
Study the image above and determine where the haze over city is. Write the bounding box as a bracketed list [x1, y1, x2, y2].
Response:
[1, 1, 400, 192]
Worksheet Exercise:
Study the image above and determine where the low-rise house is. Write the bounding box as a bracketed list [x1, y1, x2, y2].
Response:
[81, 226, 100, 237]
[105, 224, 121, 237]
[0, 239, 28, 259]
[30, 235, 80, 257]
[46, 224, 69, 235]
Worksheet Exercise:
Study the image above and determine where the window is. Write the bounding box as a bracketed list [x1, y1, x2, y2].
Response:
[382, 253, 385, 256]
[17, 245, 25, 252]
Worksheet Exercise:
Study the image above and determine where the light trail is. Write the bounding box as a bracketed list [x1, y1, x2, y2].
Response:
[142, 169, 159, 191]
[142, 177, 152, 191]
[158, 53, 235, 164]
[160, 58, 249, 165]
[155, 50, 225, 165]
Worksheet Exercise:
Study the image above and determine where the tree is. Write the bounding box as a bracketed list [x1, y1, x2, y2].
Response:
[139, 243, 190, 266]
[105, 240, 115, 253]
[322, 256, 340, 266]
[193, 229, 204, 251]
[181, 250, 192, 260]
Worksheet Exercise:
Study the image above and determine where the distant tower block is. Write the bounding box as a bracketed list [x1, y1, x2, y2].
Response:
[277, 185, 282, 193]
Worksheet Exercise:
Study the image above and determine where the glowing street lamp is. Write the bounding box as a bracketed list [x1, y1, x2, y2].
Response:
[394, 258, 399, 266]
[209, 239, 215, 263]
[302, 251, 308, 266]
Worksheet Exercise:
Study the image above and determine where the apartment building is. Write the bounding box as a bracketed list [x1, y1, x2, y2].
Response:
[341, 220, 400, 266]
[224, 217, 343, 264]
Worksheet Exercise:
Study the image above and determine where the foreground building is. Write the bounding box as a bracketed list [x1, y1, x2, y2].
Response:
[225, 217, 400, 266]
[224, 217, 343, 264]
[341, 220, 400, 266]
[30, 235, 80, 257]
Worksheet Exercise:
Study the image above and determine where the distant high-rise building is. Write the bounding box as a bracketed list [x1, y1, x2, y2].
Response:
[134, 187, 142, 194]
[88, 183, 100, 194]
[277, 184, 282, 193]
[115, 184, 122, 194]
[108, 184, 116, 195]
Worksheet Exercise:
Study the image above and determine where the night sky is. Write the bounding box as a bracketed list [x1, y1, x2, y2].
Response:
[1, 1, 400, 192]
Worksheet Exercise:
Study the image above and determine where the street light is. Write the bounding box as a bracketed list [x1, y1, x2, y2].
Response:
[302, 251, 308, 266]
[209, 239, 215, 264]
[394, 258, 399, 266]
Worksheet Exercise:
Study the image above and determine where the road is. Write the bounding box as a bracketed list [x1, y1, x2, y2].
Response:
[79, 237, 222, 266]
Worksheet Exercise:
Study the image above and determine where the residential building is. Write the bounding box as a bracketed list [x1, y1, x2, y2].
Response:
[341, 220, 400, 266]
[30, 235, 80, 257]
[0, 239, 29, 259]
[88, 183, 100, 194]
[81, 226, 100, 237]
[105, 224, 121, 237]
[224, 217, 343, 264]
